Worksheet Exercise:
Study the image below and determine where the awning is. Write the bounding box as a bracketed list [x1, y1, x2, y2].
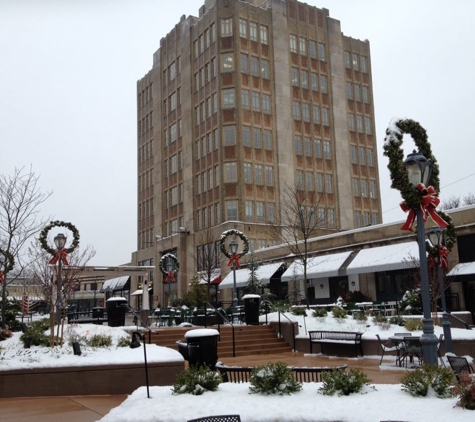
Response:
[130, 288, 152, 296]
[447, 262, 475, 277]
[100, 276, 130, 292]
[346, 241, 419, 275]
[198, 270, 222, 285]
[281, 252, 353, 282]
[220, 262, 285, 289]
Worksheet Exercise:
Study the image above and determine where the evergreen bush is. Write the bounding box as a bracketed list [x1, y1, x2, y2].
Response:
[319, 368, 371, 396]
[400, 364, 454, 398]
[404, 318, 423, 331]
[172, 365, 221, 395]
[249, 362, 302, 395]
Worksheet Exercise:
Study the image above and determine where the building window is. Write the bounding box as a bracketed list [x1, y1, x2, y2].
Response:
[355, 211, 362, 228]
[221, 18, 233, 36]
[226, 200, 238, 220]
[255, 164, 263, 185]
[363, 86, 370, 103]
[243, 126, 251, 146]
[222, 53, 234, 72]
[361, 56, 368, 72]
[253, 128, 262, 148]
[318, 43, 326, 60]
[372, 212, 378, 225]
[309, 40, 317, 59]
[320, 75, 327, 93]
[369, 180, 377, 198]
[313, 105, 320, 124]
[304, 137, 312, 156]
[240, 53, 249, 73]
[294, 135, 302, 155]
[323, 140, 331, 159]
[265, 165, 273, 186]
[316, 173, 324, 192]
[365, 116, 372, 134]
[213, 92, 218, 113]
[262, 94, 271, 114]
[264, 130, 272, 150]
[367, 148, 374, 166]
[245, 200, 253, 221]
[302, 103, 310, 122]
[299, 37, 306, 55]
[300, 70, 308, 88]
[325, 174, 333, 192]
[348, 113, 355, 131]
[361, 179, 368, 197]
[242, 89, 250, 109]
[359, 147, 366, 165]
[223, 88, 235, 108]
[296, 170, 304, 189]
[328, 208, 335, 228]
[244, 162, 252, 183]
[352, 53, 359, 70]
[291, 67, 299, 86]
[322, 108, 329, 126]
[224, 125, 235, 145]
[314, 139, 322, 158]
[261, 59, 270, 78]
[290, 34, 297, 53]
[267, 203, 275, 223]
[256, 202, 265, 222]
[354, 84, 361, 102]
[351, 145, 357, 164]
[252, 92, 260, 111]
[346, 82, 353, 99]
[250, 22, 258, 41]
[225, 162, 237, 182]
[344, 51, 351, 68]
[353, 178, 359, 196]
[214, 164, 220, 186]
[251, 56, 259, 76]
[306, 171, 314, 190]
[293, 101, 301, 120]
[311, 72, 318, 91]
[356, 115, 363, 133]
[260, 25, 268, 44]
[239, 18, 247, 38]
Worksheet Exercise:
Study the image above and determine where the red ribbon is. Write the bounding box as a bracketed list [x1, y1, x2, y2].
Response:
[429, 245, 449, 271]
[400, 184, 448, 231]
[164, 271, 176, 284]
[227, 253, 241, 268]
[49, 249, 69, 265]
[0, 271, 3, 284]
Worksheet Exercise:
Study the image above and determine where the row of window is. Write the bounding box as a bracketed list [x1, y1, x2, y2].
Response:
[164, 183, 184, 208]
[196, 129, 220, 158]
[291, 68, 327, 92]
[139, 229, 155, 250]
[346, 82, 370, 103]
[138, 111, 153, 137]
[295, 136, 331, 159]
[238, 18, 268, 43]
[344, 51, 368, 72]
[245, 200, 276, 223]
[222, 53, 270, 78]
[138, 169, 153, 192]
[196, 165, 220, 194]
[196, 242, 220, 271]
[348, 114, 372, 134]
[165, 218, 185, 237]
[195, 93, 218, 123]
[352, 178, 378, 198]
[163, 58, 182, 84]
[350, 146, 375, 166]
[138, 199, 154, 220]
[138, 141, 153, 164]
[194, 58, 218, 91]
[355, 211, 378, 228]
[296, 171, 333, 193]
[193, 23, 217, 58]
[242, 126, 273, 150]
[164, 152, 184, 176]
[293, 101, 330, 125]
[196, 203, 222, 230]
[164, 89, 181, 115]
[290, 35, 326, 60]
[164, 119, 183, 145]
[138, 83, 152, 109]
[223, 88, 272, 113]
[244, 163, 274, 185]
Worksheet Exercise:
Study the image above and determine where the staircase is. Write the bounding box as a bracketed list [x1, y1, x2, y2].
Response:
[149, 324, 293, 358]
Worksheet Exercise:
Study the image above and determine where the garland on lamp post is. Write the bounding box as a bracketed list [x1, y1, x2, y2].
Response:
[0, 248, 15, 284]
[220, 229, 250, 268]
[39, 220, 80, 264]
[159, 253, 179, 283]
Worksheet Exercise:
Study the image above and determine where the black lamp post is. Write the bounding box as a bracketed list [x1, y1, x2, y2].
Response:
[167, 258, 174, 308]
[427, 227, 453, 353]
[229, 240, 238, 310]
[403, 150, 439, 365]
[130, 331, 150, 398]
[54, 233, 67, 324]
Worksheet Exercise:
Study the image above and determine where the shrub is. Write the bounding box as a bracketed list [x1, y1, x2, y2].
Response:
[116, 335, 132, 347]
[404, 318, 423, 332]
[272, 300, 291, 313]
[389, 315, 404, 326]
[452, 373, 475, 410]
[290, 307, 307, 316]
[331, 307, 348, 319]
[249, 362, 302, 395]
[20, 318, 52, 347]
[0, 328, 13, 341]
[172, 365, 221, 395]
[319, 368, 371, 396]
[400, 364, 454, 398]
[352, 311, 367, 322]
[398, 289, 422, 315]
[86, 333, 113, 348]
[312, 308, 328, 318]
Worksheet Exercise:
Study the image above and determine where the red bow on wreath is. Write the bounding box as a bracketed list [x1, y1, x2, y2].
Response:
[428, 244, 449, 271]
[0, 271, 4, 284]
[49, 249, 69, 265]
[400, 183, 448, 231]
[164, 271, 176, 284]
[227, 253, 241, 268]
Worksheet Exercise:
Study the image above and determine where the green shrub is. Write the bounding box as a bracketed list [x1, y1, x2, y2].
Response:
[331, 307, 348, 319]
[86, 333, 113, 348]
[19, 318, 52, 347]
[116, 335, 132, 347]
[0, 328, 13, 341]
[372, 314, 388, 325]
[352, 311, 367, 322]
[398, 289, 422, 315]
[172, 365, 221, 395]
[312, 308, 328, 318]
[290, 307, 307, 316]
[400, 364, 454, 398]
[452, 373, 475, 410]
[319, 368, 371, 396]
[249, 362, 302, 395]
[389, 315, 404, 325]
[404, 318, 423, 331]
[273, 300, 291, 312]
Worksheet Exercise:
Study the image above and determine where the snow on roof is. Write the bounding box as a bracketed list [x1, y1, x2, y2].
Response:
[101, 276, 130, 292]
[219, 262, 284, 289]
[447, 261, 475, 276]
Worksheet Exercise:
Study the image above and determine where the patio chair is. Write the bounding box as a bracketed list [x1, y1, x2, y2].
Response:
[447, 355, 475, 382]
[375, 334, 400, 365]
[400, 337, 423, 368]
[187, 415, 241, 422]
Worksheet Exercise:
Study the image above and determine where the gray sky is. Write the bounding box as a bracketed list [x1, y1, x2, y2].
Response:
[1, 0, 474, 266]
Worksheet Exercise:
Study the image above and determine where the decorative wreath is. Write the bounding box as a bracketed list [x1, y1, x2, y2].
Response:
[0, 248, 15, 273]
[220, 229, 250, 258]
[383, 118, 456, 252]
[39, 220, 80, 255]
[159, 253, 180, 275]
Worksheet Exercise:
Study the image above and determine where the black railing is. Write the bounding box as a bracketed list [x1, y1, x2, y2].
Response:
[203, 301, 237, 357]
[260, 300, 297, 352]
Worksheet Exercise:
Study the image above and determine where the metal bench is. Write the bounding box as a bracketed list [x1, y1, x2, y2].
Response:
[309, 330, 363, 357]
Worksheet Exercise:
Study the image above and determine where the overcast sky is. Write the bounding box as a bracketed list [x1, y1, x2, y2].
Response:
[1, 0, 474, 266]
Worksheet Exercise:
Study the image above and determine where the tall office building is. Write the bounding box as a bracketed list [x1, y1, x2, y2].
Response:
[132, 0, 382, 308]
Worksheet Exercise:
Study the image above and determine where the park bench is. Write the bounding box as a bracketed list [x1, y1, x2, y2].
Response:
[215, 362, 348, 383]
[309, 330, 363, 357]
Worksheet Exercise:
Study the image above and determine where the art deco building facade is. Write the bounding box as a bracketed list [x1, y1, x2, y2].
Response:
[132, 0, 382, 308]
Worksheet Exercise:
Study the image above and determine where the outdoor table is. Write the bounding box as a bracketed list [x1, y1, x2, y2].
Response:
[389, 336, 422, 367]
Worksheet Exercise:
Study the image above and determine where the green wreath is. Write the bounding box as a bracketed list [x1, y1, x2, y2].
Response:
[159, 253, 180, 275]
[383, 118, 455, 250]
[0, 248, 15, 273]
[39, 220, 80, 255]
[220, 229, 250, 258]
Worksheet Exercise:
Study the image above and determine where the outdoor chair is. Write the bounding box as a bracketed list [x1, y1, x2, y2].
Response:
[375, 334, 400, 365]
[447, 355, 475, 382]
[436, 334, 444, 366]
[187, 415, 241, 422]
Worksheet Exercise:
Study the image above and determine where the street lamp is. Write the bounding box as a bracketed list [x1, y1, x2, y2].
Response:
[54, 233, 67, 324]
[427, 227, 453, 353]
[403, 150, 439, 365]
[229, 240, 238, 310]
[167, 258, 174, 308]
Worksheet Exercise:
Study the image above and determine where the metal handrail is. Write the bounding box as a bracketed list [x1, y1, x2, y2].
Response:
[435, 304, 472, 330]
[260, 299, 297, 352]
[204, 301, 237, 357]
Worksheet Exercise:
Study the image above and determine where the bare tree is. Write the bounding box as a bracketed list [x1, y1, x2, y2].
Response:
[27, 238, 96, 346]
[267, 184, 325, 307]
[244, 251, 263, 295]
[0, 166, 52, 329]
[195, 228, 220, 303]
[440, 195, 461, 211]
[463, 192, 475, 206]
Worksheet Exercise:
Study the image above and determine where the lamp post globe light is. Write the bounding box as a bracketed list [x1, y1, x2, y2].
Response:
[166, 258, 174, 308]
[229, 240, 239, 309]
[427, 227, 454, 353]
[54, 233, 67, 324]
[403, 151, 439, 365]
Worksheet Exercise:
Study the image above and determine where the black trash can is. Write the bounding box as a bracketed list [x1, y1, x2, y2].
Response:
[243, 294, 261, 325]
[106, 297, 127, 327]
[184, 328, 220, 370]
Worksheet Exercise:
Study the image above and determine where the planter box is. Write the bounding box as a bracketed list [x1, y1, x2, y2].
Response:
[0, 359, 184, 398]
